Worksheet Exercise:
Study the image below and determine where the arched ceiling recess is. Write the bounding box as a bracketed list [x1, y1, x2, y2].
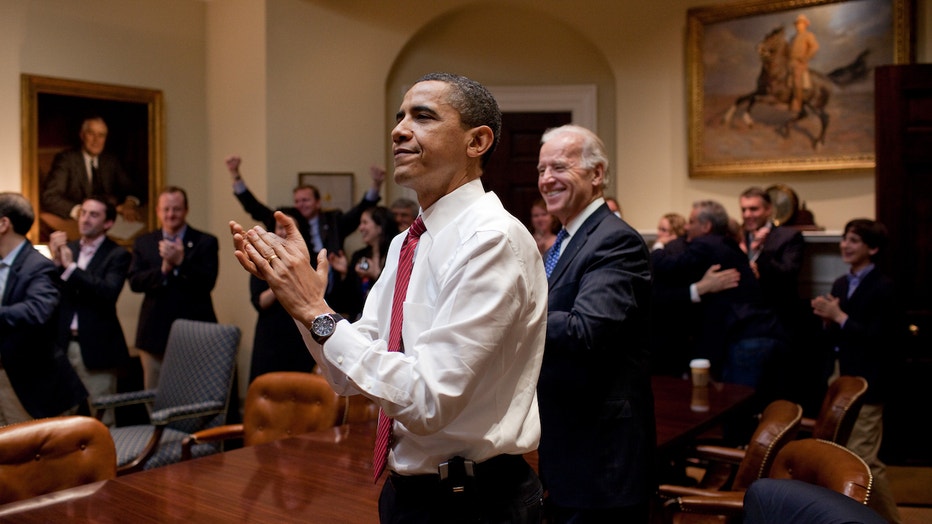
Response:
[383, 2, 617, 200]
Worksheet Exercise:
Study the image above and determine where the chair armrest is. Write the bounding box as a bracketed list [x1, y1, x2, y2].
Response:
[692, 444, 747, 465]
[181, 424, 245, 461]
[663, 492, 746, 519]
[658, 484, 737, 499]
[91, 389, 157, 410]
[150, 401, 225, 425]
[798, 416, 816, 437]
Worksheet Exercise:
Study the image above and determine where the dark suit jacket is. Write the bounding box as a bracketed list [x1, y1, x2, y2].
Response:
[819, 269, 901, 404]
[754, 225, 805, 325]
[247, 275, 316, 383]
[128, 226, 219, 355]
[55, 237, 131, 369]
[649, 236, 700, 377]
[652, 234, 784, 379]
[41, 148, 138, 219]
[235, 188, 378, 257]
[0, 241, 87, 418]
[537, 204, 657, 509]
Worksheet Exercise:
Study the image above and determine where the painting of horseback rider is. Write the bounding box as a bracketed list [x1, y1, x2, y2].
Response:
[688, 0, 912, 177]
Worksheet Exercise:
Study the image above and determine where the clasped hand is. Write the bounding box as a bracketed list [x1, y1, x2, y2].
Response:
[229, 211, 331, 327]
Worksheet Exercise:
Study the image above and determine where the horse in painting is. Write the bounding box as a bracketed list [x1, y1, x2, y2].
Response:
[721, 26, 865, 150]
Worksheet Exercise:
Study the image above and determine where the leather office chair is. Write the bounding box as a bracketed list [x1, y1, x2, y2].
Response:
[799, 375, 868, 445]
[662, 438, 873, 523]
[336, 395, 379, 424]
[181, 371, 340, 459]
[92, 319, 241, 474]
[0, 416, 116, 504]
[658, 400, 803, 523]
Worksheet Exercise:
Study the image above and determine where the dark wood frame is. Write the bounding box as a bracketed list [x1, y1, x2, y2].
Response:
[21, 74, 163, 246]
[687, 0, 914, 178]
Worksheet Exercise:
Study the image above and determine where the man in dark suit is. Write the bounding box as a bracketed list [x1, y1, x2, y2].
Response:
[0, 192, 87, 425]
[536, 125, 656, 522]
[49, 196, 131, 425]
[128, 186, 218, 389]
[739, 187, 816, 411]
[225, 156, 384, 263]
[41, 116, 143, 224]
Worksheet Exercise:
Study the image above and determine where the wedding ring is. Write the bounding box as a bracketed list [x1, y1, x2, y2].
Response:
[267, 254, 280, 263]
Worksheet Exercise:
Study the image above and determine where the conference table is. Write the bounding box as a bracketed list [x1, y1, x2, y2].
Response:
[0, 376, 753, 523]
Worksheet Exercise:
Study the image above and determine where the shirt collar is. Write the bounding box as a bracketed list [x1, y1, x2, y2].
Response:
[1, 239, 27, 266]
[419, 179, 482, 236]
[162, 225, 188, 241]
[847, 263, 875, 282]
[563, 198, 606, 238]
[81, 234, 106, 251]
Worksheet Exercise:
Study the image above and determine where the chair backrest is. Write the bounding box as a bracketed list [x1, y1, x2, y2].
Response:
[731, 400, 803, 491]
[767, 438, 873, 503]
[812, 376, 868, 445]
[243, 372, 340, 446]
[154, 319, 241, 435]
[0, 416, 116, 504]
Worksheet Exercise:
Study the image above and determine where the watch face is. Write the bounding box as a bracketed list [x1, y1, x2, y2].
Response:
[313, 314, 336, 337]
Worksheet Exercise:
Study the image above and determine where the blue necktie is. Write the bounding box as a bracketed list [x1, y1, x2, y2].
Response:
[544, 228, 568, 278]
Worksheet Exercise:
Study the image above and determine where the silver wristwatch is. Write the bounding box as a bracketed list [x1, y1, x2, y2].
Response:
[311, 313, 343, 345]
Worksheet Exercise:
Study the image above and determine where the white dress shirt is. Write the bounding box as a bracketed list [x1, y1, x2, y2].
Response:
[299, 179, 548, 474]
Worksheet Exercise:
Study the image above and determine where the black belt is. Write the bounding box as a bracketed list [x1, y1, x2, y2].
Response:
[389, 454, 528, 496]
[70, 331, 80, 342]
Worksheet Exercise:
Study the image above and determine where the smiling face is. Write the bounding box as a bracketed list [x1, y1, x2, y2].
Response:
[156, 190, 188, 235]
[392, 80, 484, 209]
[840, 230, 877, 272]
[537, 131, 603, 225]
[740, 195, 771, 232]
[292, 187, 320, 219]
[78, 199, 112, 240]
[357, 210, 383, 247]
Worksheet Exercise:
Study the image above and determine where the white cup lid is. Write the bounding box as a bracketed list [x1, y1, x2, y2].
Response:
[689, 358, 711, 369]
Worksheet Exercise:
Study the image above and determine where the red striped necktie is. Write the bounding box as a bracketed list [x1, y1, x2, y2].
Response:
[373, 216, 426, 481]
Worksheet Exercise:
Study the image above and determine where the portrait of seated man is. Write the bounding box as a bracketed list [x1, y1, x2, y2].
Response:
[40, 115, 145, 241]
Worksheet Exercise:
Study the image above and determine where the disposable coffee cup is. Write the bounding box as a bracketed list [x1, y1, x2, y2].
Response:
[689, 358, 711, 387]
[690, 385, 710, 412]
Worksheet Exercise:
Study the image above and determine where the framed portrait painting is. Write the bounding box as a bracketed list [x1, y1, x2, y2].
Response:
[21, 74, 163, 246]
[687, 0, 914, 178]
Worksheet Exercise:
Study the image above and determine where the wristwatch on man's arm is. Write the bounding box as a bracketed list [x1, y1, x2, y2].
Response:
[311, 313, 343, 345]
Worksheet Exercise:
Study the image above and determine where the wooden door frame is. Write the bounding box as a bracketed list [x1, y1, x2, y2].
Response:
[488, 84, 597, 131]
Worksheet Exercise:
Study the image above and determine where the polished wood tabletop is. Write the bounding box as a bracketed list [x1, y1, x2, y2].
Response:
[651, 375, 756, 451]
[0, 376, 753, 522]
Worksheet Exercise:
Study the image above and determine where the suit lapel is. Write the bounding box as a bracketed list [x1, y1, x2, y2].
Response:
[548, 205, 610, 286]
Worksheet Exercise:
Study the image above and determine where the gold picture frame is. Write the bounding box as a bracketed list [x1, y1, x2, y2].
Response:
[21, 74, 163, 246]
[687, 0, 913, 178]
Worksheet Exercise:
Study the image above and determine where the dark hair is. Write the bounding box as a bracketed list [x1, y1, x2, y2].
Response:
[85, 194, 118, 222]
[844, 218, 888, 260]
[531, 198, 561, 235]
[159, 186, 189, 209]
[293, 184, 321, 201]
[415, 73, 502, 168]
[692, 200, 730, 236]
[0, 192, 35, 235]
[740, 186, 772, 206]
[364, 206, 398, 265]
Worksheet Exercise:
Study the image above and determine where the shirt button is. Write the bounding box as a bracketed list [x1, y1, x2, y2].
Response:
[337, 356, 344, 364]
